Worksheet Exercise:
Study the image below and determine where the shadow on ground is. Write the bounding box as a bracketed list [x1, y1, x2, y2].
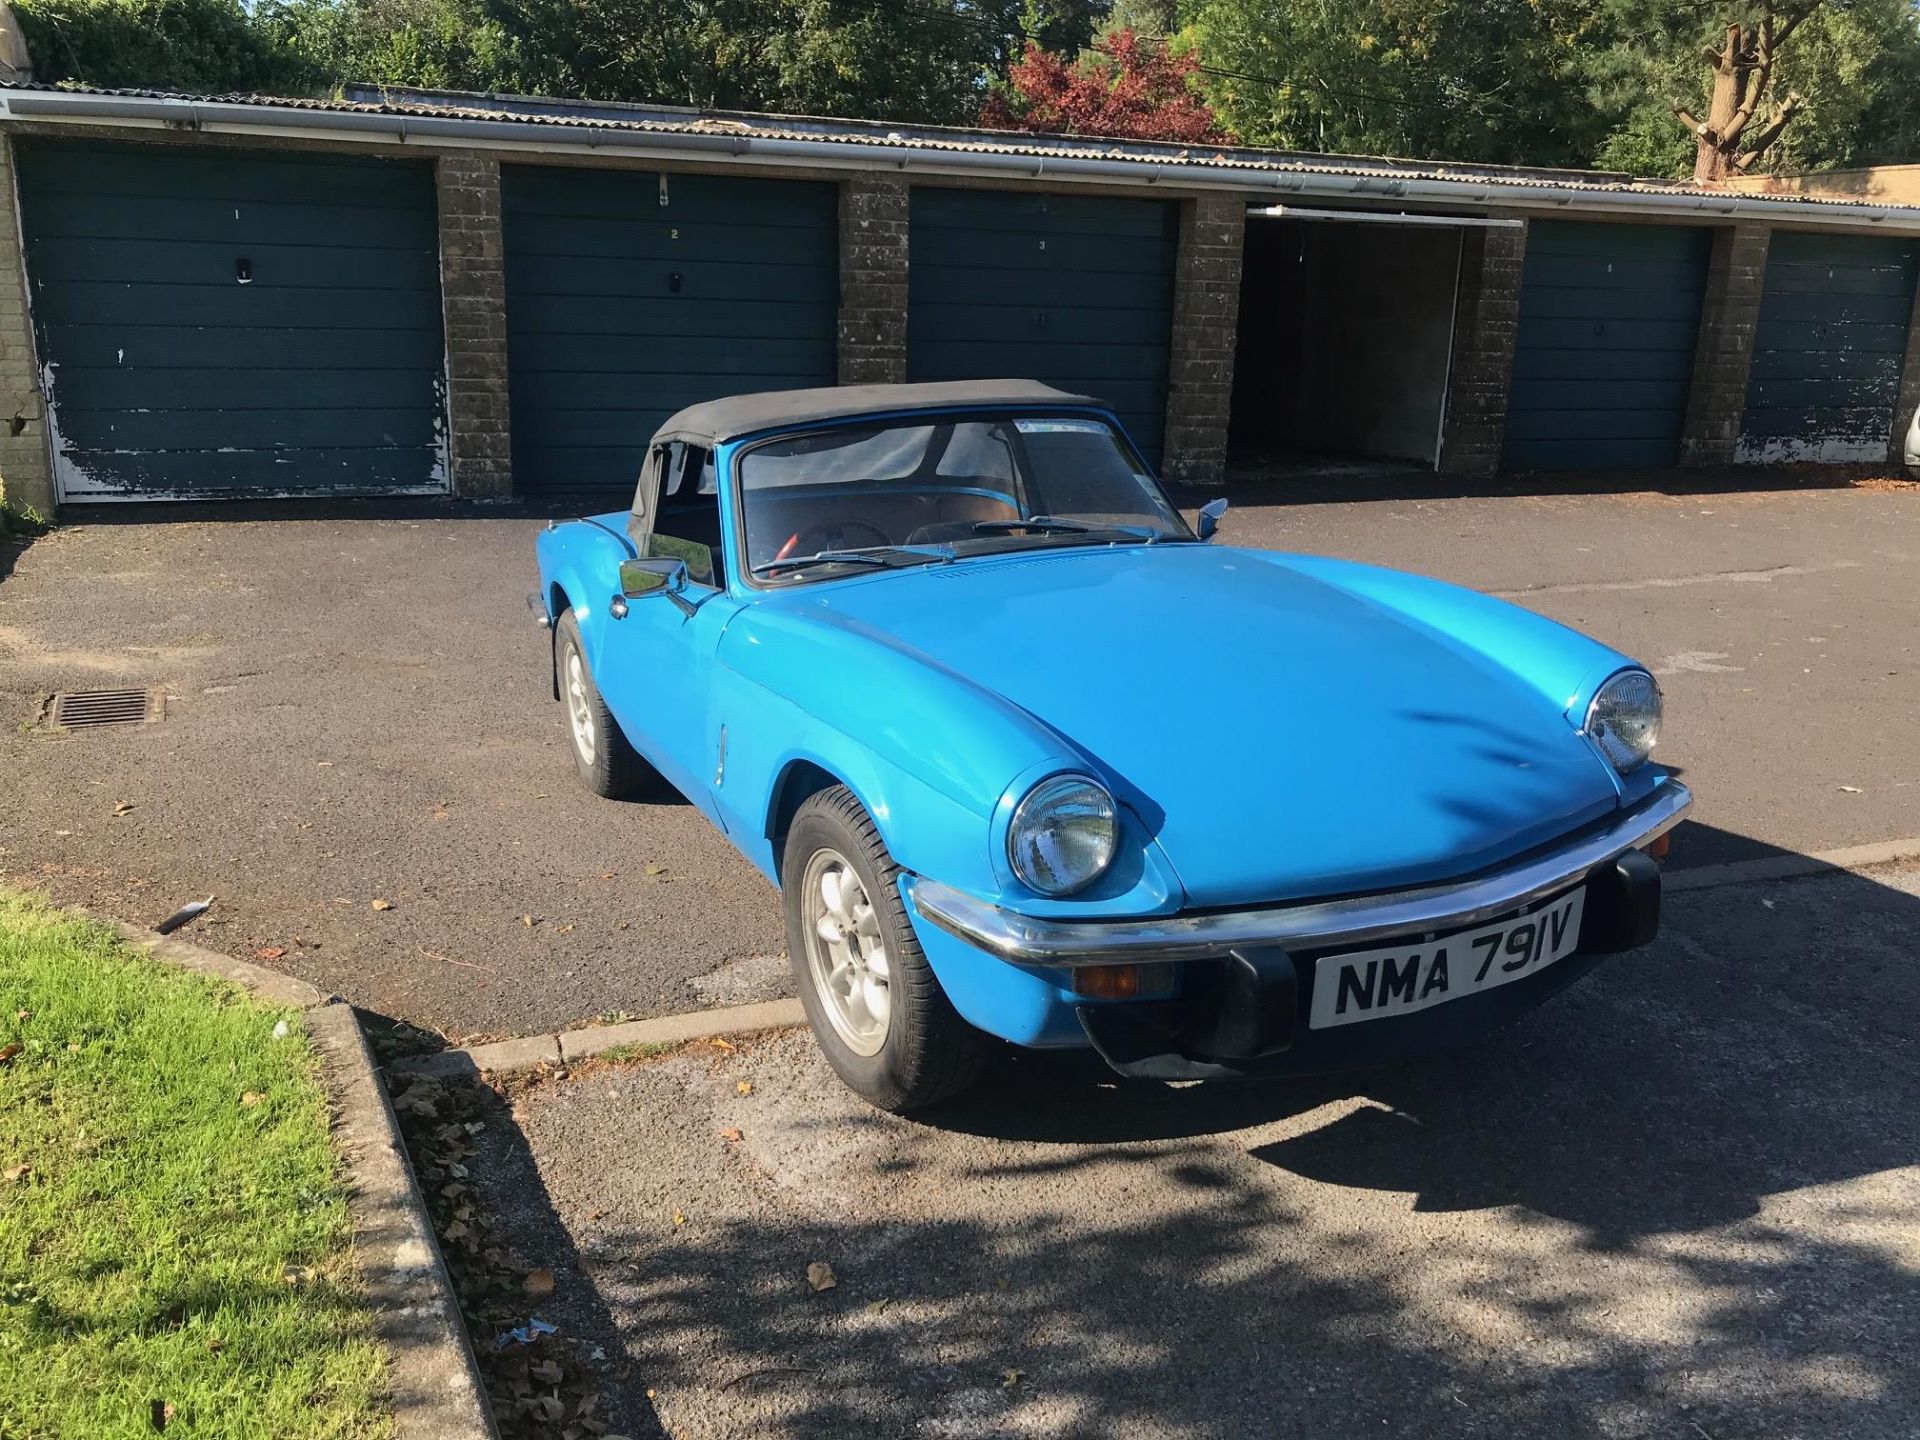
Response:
[449, 832, 1920, 1439]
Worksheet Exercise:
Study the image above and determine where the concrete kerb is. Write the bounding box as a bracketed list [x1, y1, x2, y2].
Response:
[1666, 836, 1920, 894]
[111, 918, 497, 1440]
[393, 997, 808, 1080]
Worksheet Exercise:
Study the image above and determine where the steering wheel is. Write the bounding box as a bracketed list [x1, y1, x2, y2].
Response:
[781, 519, 893, 558]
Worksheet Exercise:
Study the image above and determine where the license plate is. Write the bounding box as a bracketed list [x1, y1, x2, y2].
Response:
[1307, 888, 1587, 1030]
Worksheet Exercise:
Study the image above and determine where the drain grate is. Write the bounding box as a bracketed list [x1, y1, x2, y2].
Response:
[50, 687, 162, 731]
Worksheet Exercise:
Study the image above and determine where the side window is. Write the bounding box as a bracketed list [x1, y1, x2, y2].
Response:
[654, 443, 722, 587]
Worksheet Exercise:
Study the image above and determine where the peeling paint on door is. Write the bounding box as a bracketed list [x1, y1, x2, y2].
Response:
[1737, 232, 1919, 466]
[18, 137, 453, 502]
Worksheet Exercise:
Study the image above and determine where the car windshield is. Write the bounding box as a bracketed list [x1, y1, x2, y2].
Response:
[736, 412, 1192, 580]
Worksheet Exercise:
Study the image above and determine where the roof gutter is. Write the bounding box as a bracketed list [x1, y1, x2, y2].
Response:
[4, 87, 1914, 231]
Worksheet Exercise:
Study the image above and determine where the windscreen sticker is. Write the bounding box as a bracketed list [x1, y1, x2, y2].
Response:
[1013, 419, 1109, 434]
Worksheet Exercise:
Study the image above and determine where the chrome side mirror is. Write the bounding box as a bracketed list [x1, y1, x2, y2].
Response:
[615, 558, 696, 616]
[1196, 497, 1229, 542]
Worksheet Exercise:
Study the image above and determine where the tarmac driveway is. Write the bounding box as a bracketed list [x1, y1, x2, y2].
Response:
[2, 473, 1917, 1039]
[462, 860, 1920, 1439]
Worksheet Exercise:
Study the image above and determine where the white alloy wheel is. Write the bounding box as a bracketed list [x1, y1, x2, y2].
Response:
[801, 847, 892, 1056]
[564, 642, 597, 765]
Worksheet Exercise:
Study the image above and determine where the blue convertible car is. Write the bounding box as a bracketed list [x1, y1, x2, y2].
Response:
[532, 381, 1688, 1111]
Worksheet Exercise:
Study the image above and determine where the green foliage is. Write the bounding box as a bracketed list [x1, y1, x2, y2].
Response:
[0, 892, 388, 1438]
[14, 0, 316, 92]
[1186, 0, 1920, 176]
[0, 500, 49, 544]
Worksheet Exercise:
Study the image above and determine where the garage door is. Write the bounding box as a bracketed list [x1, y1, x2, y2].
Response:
[503, 167, 838, 492]
[1503, 221, 1710, 471]
[1738, 232, 1919, 464]
[15, 138, 447, 500]
[907, 188, 1177, 462]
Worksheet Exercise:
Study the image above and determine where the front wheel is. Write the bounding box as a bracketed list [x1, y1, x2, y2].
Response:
[783, 786, 987, 1112]
[554, 609, 656, 800]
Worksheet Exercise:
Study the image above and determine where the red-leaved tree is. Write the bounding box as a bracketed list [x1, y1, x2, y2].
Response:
[980, 30, 1230, 145]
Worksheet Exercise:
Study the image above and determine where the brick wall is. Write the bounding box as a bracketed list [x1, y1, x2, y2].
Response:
[839, 174, 909, 384]
[1438, 217, 1527, 477]
[1679, 221, 1770, 466]
[1161, 193, 1245, 486]
[436, 154, 513, 499]
[0, 135, 53, 515]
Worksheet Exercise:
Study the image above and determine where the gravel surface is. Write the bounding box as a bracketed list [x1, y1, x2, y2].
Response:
[2, 475, 1915, 1038]
[468, 862, 1920, 1439]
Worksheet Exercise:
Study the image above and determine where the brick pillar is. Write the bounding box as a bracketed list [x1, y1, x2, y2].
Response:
[1438, 217, 1527, 477]
[436, 154, 512, 499]
[839, 174, 909, 384]
[0, 135, 54, 516]
[1890, 261, 1920, 460]
[1679, 221, 1770, 466]
[1161, 193, 1245, 485]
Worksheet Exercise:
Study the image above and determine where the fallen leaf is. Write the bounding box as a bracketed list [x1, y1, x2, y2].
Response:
[805, 1261, 838, 1292]
[671, 1210, 686, 1226]
[529, 1359, 563, 1385]
[719, 1128, 743, 1143]
[521, 914, 535, 927]
[13, 1010, 28, 1022]
[3, 1164, 29, 1183]
[1002, 1368, 1025, 1388]
[256, 946, 286, 960]
[282, 1265, 313, 1287]
[113, 802, 135, 816]
[736, 1080, 753, 1096]
[600, 872, 616, 881]
[432, 808, 450, 822]
[0, 1043, 23, 1066]
[240, 1091, 267, 1107]
[524, 1267, 556, 1297]
[709, 1036, 736, 1053]
[557, 924, 575, 934]
[370, 898, 394, 912]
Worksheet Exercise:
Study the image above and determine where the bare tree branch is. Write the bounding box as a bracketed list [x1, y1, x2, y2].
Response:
[1669, 100, 1711, 138]
[1733, 91, 1805, 169]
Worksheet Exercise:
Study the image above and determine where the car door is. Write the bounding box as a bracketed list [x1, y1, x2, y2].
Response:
[594, 445, 742, 814]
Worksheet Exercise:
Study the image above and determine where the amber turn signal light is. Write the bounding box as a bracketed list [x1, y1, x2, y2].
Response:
[1072, 964, 1141, 1000]
[1646, 833, 1671, 861]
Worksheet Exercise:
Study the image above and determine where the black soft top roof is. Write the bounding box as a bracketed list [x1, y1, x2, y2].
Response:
[650, 380, 1108, 446]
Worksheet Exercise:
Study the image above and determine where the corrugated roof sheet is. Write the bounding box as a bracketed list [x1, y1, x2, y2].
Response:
[9, 81, 1918, 214]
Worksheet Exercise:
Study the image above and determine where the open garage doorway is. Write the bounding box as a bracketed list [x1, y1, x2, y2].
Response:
[1229, 209, 1511, 478]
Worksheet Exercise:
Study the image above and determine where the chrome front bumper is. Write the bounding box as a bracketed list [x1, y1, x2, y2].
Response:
[904, 782, 1692, 968]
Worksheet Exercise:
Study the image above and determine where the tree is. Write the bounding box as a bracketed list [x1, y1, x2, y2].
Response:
[1668, 3, 1817, 179]
[15, 0, 315, 92]
[980, 28, 1227, 142]
[1585, 0, 1920, 178]
[1184, 0, 1604, 168]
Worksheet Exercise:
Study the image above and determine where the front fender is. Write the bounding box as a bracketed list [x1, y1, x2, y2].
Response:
[534, 517, 633, 678]
[711, 601, 1183, 913]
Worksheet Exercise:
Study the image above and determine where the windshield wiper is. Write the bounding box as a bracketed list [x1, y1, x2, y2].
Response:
[752, 544, 954, 579]
[973, 516, 1162, 542]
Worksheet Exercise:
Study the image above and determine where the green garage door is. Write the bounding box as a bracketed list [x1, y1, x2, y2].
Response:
[1503, 221, 1710, 471]
[503, 167, 838, 492]
[1739, 232, 1919, 463]
[16, 138, 447, 501]
[908, 188, 1177, 462]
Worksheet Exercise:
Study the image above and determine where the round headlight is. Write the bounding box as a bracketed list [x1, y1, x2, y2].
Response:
[1585, 670, 1662, 773]
[1007, 774, 1117, 896]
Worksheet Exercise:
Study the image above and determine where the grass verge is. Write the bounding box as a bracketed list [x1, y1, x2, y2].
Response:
[0, 892, 389, 1439]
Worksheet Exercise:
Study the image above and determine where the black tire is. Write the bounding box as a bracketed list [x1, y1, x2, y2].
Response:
[783, 785, 987, 1112]
[553, 609, 656, 800]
